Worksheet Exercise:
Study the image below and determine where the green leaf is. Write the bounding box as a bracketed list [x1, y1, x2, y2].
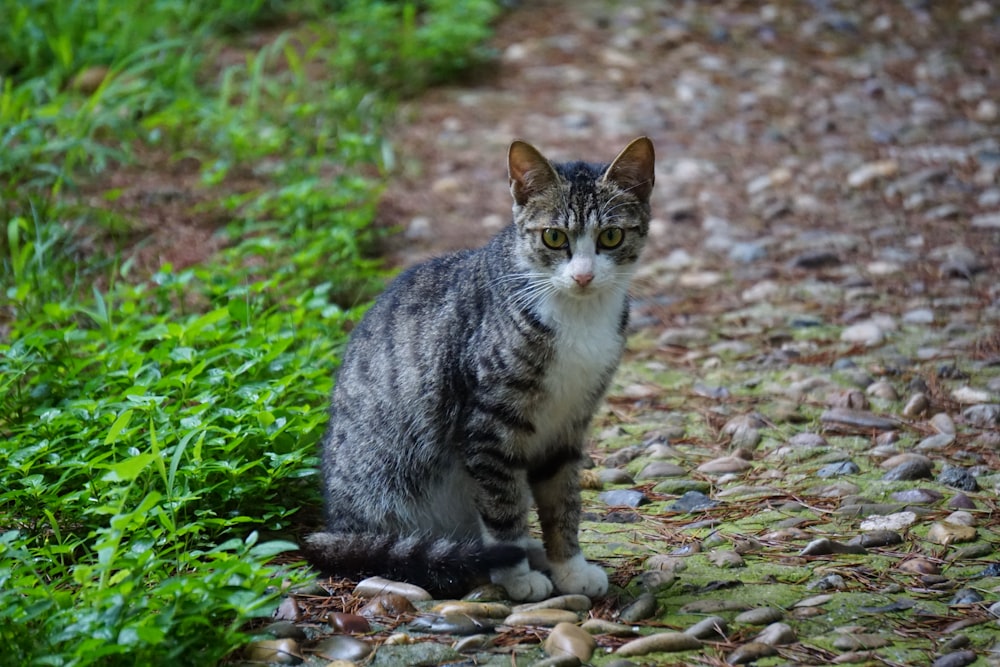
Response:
[104, 409, 134, 445]
[100, 452, 157, 482]
[248, 540, 298, 559]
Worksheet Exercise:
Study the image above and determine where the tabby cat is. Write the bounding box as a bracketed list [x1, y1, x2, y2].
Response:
[303, 137, 655, 601]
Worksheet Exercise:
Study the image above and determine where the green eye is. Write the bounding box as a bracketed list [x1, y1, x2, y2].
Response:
[598, 227, 624, 249]
[541, 228, 568, 249]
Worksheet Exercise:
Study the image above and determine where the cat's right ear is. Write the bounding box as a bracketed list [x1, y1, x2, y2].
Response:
[508, 141, 559, 206]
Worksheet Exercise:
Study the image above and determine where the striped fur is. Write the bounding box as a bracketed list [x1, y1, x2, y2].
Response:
[306, 138, 655, 600]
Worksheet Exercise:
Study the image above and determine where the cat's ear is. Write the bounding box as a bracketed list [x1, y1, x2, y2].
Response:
[603, 137, 655, 203]
[508, 140, 560, 206]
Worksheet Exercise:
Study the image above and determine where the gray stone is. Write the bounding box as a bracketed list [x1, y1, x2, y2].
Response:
[314, 635, 372, 661]
[734, 607, 784, 625]
[410, 613, 495, 635]
[354, 577, 432, 601]
[544, 622, 597, 662]
[635, 461, 686, 479]
[618, 592, 657, 623]
[755, 622, 796, 646]
[816, 460, 860, 478]
[963, 404, 1000, 427]
[599, 489, 649, 508]
[883, 459, 933, 481]
[937, 466, 979, 492]
[615, 631, 701, 656]
[684, 616, 728, 639]
[820, 408, 898, 431]
[245, 639, 302, 665]
[669, 490, 718, 512]
[597, 468, 635, 485]
[727, 642, 777, 664]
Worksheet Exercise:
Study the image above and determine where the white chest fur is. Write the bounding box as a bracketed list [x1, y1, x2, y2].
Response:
[529, 288, 626, 447]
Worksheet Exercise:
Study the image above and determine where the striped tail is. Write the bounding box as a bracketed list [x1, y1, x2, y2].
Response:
[301, 532, 526, 598]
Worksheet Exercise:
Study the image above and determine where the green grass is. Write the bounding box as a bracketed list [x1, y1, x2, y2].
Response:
[0, 0, 499, 664]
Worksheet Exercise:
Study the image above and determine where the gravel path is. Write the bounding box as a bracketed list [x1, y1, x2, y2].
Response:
[261, 2, 1000, 665]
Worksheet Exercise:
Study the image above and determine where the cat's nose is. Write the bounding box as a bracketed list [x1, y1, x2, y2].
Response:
[573, 273, 594, 287]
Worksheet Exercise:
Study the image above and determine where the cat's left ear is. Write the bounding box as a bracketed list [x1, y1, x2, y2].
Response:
[508, 140, 560, 206]
[603, 137, 655, 203]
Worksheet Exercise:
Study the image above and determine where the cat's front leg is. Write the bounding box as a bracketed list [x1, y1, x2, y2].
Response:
[530, 458, 609, 598]
[467, 452, 553, 601]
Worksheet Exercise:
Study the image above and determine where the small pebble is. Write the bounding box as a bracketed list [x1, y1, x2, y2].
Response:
[931, 650, 978, 667]
[846, 530, 903, 548]
[833, 633, 892, 650]
[820, 408, 897, 431]
[680, 599, 751, 613]
[615, 631, 702, 656]
[947, 494, 977, 510]
[800, 538, 866, 556]
[410, 613, 494, 635]
[669, 490, 718, 511]
[902, 393, 929, 417]
[866, 380, 898, 400]
[816, 460, 860, 478]
[512, 595, 591, 613]
[848, 159, 898, 188]
[727, 641, 777, 664]
[245, 639, 302, 665]
[708, 550, 745, 568]
[544, 622, 597, 662]
[635, 461, 686, 479]
[755, 622, 796, 646]
[531, 656, 581, 667]
[945, 511, 976, 527]
[697, 456, 752, 474]
[618, 592, 658, 623]
[274, 596, 301, 622]
[949, 588, 983, 605]
[433, 601, 511, 618]
[503, 609, 580, 627]
[963, 404, 1000, 428]
[927, 521, 977, 545]
[859, 511, 917, 532]
[929, 413, 956, 435]
[840, 320, 884, 345]
[734, 607, 784, 625]
[883, 459, 933, 481]
[794, 594, 832, 608]
[358, 593, 417, 617]
[326, 613, 371, 634]
[898, 557, 940, 575]
[463, 584, 508, 601]
[890, 488, 942, 504]
[453, 634, 493, 652]
[916, 433, 955, 451]
[684, 616, 728, 639]
[599, 489, 649, 508]
[263, 621, 307, 641]
[313, 635, 372, 662]
[598, 468, 635, 485]
[937, 466, 979, 491]
[580, 619, 637, 636]
[354, 577, 431, 602]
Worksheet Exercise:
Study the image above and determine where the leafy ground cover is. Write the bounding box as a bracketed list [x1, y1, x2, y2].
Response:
[0, 1, 498, 664]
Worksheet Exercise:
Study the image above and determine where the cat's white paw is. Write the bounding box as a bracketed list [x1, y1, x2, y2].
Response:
[491, 561, 553, 602]
[550, 553, 608, 598]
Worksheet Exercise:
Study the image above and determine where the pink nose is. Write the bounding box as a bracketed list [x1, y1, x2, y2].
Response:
[574, 273, 593, 287]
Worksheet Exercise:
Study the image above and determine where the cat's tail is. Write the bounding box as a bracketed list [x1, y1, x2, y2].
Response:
[301, 532, 526, 598]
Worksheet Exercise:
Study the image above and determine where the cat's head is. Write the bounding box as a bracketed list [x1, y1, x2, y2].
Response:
[507, 137, 654, 300]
